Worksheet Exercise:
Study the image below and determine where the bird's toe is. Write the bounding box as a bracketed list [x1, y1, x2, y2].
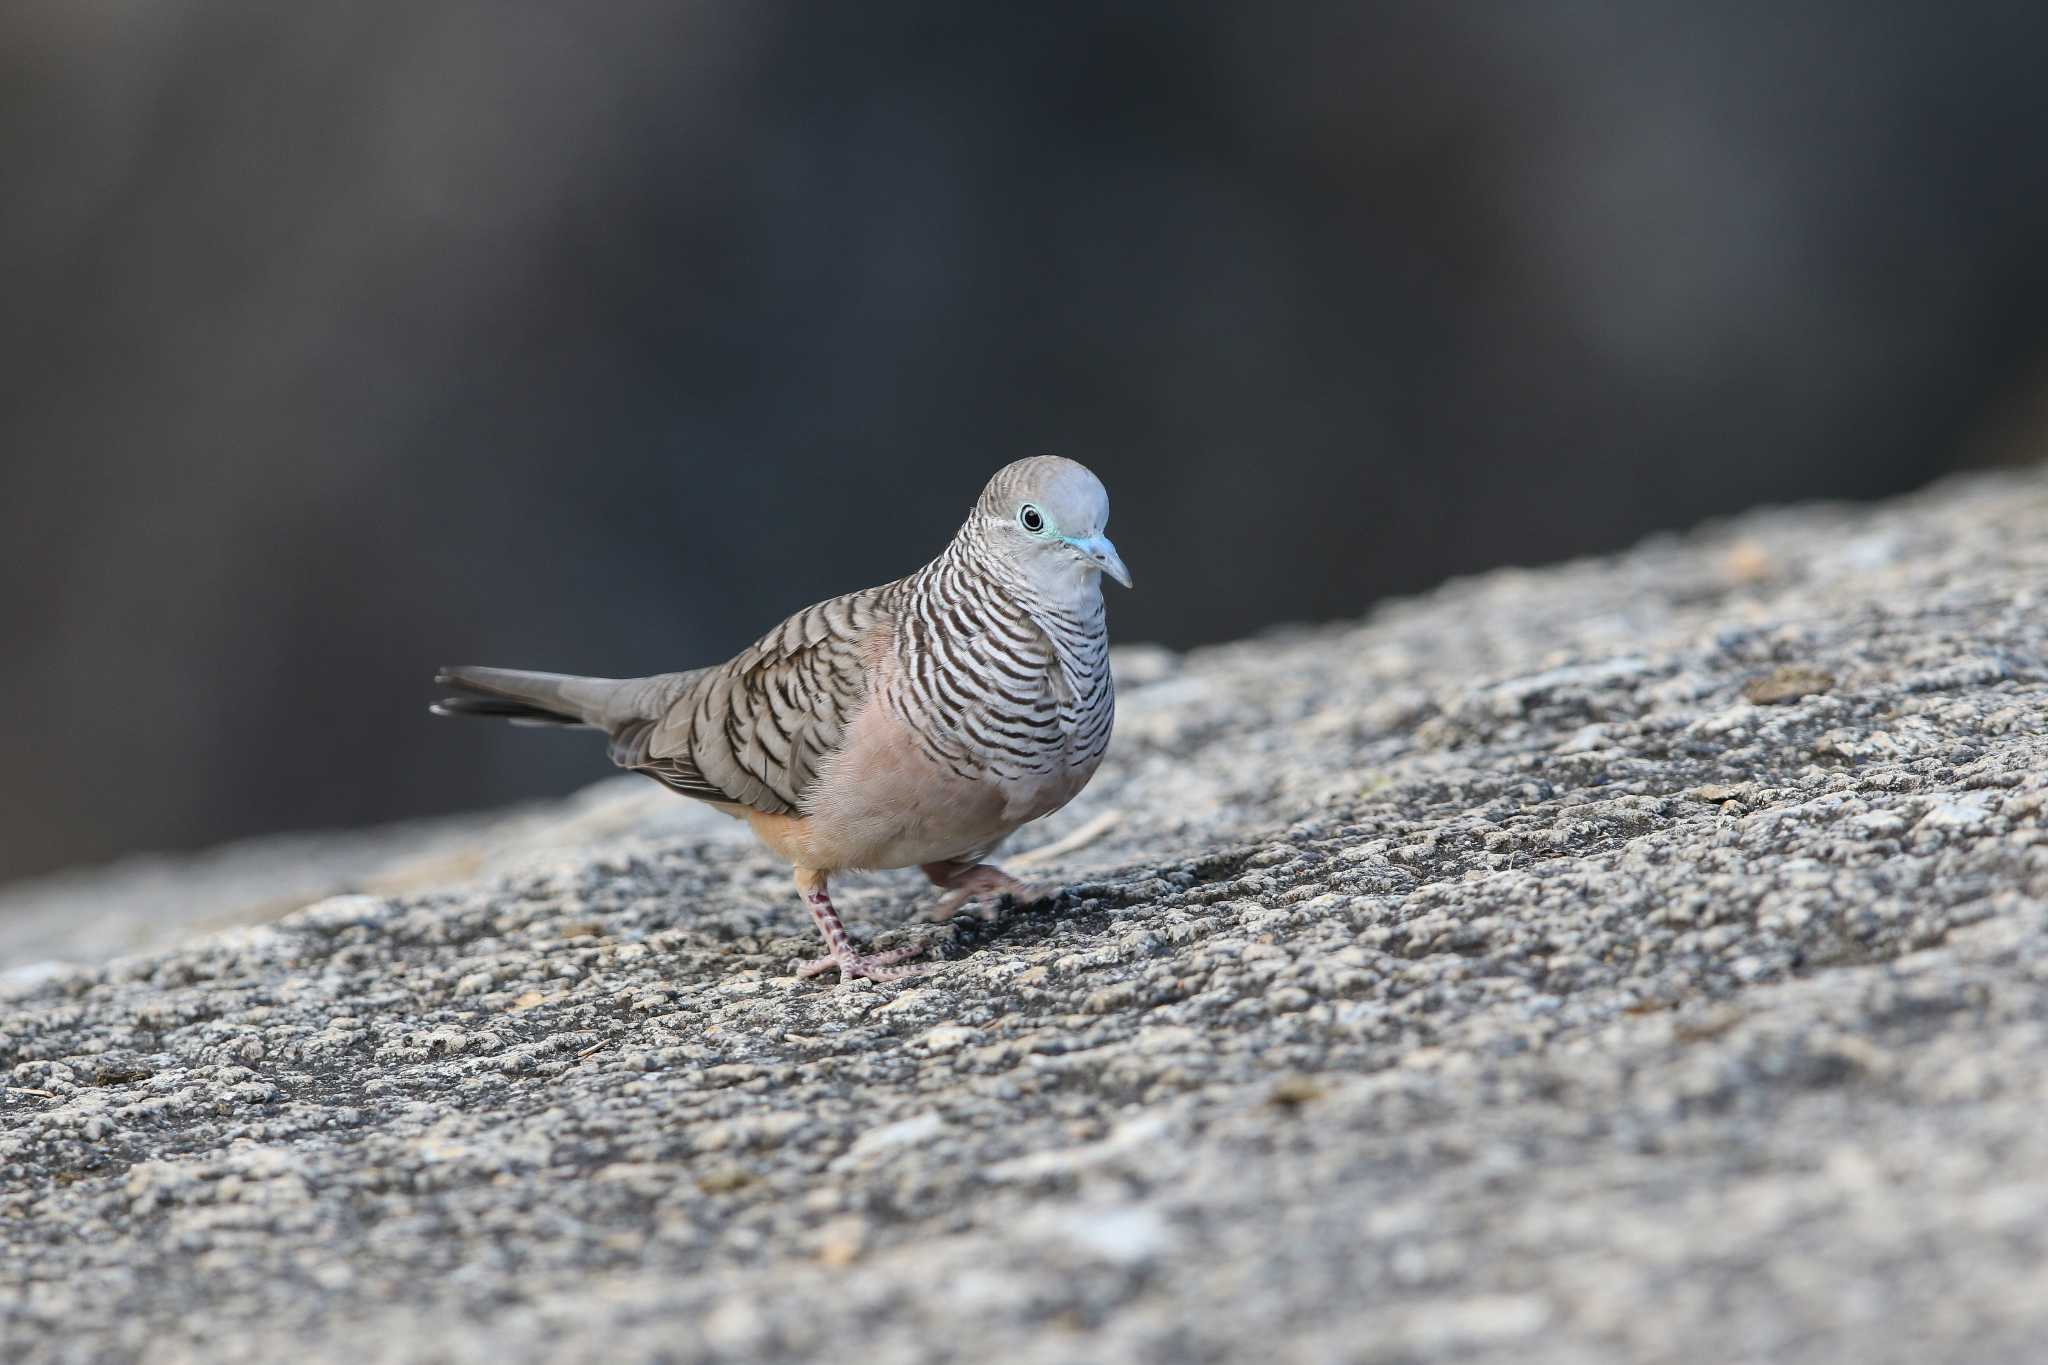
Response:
[926, 877, 1056, 921]
[797, 943, 929, 984]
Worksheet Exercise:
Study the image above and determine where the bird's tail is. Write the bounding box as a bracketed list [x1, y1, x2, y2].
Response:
[432, 666, 623, 728]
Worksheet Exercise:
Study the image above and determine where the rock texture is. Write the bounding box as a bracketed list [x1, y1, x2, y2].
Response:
[5, 470, 2048, 1364]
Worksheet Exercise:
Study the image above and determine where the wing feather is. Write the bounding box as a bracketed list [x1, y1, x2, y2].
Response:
[628, 585, 895, 815]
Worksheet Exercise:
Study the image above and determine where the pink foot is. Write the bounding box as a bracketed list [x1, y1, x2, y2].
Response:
[794, 874, 929, 984]
[796, 943, 929, 982]
[921, 862, 1054, 922]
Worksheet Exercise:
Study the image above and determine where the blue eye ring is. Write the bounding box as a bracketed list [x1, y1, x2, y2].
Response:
[1018, 503, 1046, 533]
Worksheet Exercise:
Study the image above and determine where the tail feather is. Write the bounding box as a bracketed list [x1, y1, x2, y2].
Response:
[428, 694, 584, 727]
[432, 665, 698, 732]
[432, 665, 621, 728]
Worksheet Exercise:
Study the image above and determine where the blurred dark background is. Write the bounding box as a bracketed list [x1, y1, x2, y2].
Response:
[5, 1, 2048, 885]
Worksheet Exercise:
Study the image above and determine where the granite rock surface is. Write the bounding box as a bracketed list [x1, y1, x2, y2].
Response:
[4, 471, 2048, 1363]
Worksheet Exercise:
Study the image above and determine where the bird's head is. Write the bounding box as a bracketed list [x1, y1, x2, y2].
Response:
[973, 456, 1131, 595]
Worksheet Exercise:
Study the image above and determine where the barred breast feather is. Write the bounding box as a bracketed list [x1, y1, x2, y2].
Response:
[880, 534, 1112, 789]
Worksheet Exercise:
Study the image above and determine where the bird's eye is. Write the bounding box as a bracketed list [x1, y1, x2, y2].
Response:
[1019, 504, 1046, 533]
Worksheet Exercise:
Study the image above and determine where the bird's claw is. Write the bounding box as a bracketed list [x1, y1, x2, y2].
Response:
[796, 943, 930, 983]
[926, 876, 1054, 923]
[926, 890, 999, 923]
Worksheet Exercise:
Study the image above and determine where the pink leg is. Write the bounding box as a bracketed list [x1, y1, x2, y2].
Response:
[920, 861, 1054, 922]
[793, 869, 928, 983]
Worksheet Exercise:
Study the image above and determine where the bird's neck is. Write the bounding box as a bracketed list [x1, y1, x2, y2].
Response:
[940, 534, 1105, 634]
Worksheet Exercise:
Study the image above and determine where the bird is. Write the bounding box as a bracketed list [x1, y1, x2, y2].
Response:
[431, 456, 1130, 983]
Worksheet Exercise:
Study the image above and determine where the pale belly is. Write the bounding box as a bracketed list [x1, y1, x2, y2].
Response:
[744, 698, 1103, 872]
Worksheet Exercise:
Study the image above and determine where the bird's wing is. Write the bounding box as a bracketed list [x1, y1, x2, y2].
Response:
[617, 585, 897, 815]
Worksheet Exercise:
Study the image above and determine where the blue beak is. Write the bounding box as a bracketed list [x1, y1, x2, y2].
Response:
[1067, 533, 1132, 588]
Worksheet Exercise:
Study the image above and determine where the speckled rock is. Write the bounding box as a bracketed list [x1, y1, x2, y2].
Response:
[4, 470, 2048, 1364]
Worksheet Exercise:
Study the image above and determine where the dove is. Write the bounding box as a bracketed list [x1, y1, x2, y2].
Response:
[432, 457, 1130, 982]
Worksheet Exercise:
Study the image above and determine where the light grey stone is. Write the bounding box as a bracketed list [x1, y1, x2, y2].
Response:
[4, 469, 2048, 1363]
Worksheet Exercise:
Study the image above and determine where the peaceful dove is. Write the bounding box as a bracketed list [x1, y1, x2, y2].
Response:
[432, 457, 1130, 982]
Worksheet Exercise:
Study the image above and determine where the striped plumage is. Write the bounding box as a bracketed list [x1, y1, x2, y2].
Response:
[882, 510, 1115, 789]
[434, 456, 1129, 982]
